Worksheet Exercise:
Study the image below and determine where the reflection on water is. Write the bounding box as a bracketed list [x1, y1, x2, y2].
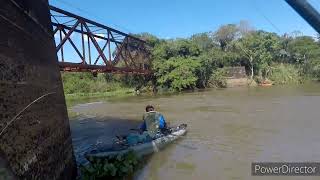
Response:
[69, 83, 320, 180]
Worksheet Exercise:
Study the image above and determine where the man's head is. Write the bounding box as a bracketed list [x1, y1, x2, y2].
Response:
[145, 105, 155, 112]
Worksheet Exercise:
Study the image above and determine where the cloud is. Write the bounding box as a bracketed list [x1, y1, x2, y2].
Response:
[54, 33, 59, 39]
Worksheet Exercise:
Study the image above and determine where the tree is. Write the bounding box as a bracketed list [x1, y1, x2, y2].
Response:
[194, 53, 217, 88]
[287, 36, 320, 64]
[154, 57, 200, 91]
[213, 24, 239, 51]
[235, 31, 281, 79]
[287, 36, 320, 77]
[174, 39, 201, 57]
[190, 32, 216, 51]
[290, 30, 303, 38]
[152, 41, 176, 60]
[134, 33, 160, 48]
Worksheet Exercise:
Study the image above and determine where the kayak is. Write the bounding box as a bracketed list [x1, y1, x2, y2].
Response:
[85, 124, 187, 159]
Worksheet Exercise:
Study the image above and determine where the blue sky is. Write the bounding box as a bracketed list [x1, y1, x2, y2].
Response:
[50, 0, 320, 39]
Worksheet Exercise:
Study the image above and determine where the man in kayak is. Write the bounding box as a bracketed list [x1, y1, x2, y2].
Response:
[125, 105, 167, 146]
[139, 105, 167, 138]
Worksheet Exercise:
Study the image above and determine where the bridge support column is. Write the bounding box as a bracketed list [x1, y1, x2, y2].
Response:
[0, 0, 76, 179]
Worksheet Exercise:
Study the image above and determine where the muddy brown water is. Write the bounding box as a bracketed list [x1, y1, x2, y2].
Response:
[69, 83, 320, 180]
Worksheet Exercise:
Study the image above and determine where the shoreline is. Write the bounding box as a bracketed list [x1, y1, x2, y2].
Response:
[65, 79, 320, 106]
[65, 89, 135, 101]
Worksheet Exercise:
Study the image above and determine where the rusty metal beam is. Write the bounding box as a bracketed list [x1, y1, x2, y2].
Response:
[81, 23, 86, 63]
[56, 20, 80, 51]
[110, 33, 128, 66]
[52, 22, 123, 44]
[59, 29, 64, 62]
[82, 22, 109, 65]
[87, 34, 91, 65]
[59, 62, 151, 74]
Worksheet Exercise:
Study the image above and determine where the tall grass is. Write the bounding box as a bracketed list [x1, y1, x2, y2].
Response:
[209, 68, 227, 88]
[61, 72, 135, 100]
[268, 64, 302, 85]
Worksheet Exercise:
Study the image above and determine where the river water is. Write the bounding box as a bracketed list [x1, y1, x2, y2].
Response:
[69, 83, 320, 180]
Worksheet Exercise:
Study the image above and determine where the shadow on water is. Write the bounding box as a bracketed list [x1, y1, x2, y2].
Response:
[69, 115, 141, 165]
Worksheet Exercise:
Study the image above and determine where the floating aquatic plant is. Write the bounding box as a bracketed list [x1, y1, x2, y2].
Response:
[80, 150, 140, 180]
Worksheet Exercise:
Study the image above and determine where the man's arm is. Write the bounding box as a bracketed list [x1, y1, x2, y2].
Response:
[159, 115, 166, 129]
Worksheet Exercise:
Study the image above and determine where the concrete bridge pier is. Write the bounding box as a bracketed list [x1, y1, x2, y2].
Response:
[0, 0, 76, 179]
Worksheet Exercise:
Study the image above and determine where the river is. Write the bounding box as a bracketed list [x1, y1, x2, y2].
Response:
[69, 83, 320, 180]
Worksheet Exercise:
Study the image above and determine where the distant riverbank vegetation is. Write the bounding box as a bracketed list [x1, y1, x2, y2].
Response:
[62, 21, 320, 98]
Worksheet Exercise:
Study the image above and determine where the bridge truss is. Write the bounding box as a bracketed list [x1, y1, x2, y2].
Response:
[50, 6, 151, 74]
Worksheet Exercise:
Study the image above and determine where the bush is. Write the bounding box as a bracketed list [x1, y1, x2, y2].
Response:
[209, 68, 227, 88]
[61, 72, 133, 94]
[268, 64, 302, 84]
[304, 60, 320, 79]
[155, 57, 200, 91]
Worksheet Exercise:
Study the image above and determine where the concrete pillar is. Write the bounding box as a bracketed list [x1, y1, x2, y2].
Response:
[0, 0, 76, 179]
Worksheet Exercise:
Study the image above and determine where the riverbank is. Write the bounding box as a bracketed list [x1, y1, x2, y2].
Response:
[63, 77, 314, 104]
[62, 65, 318, 109]
[65, 88, 135, 101]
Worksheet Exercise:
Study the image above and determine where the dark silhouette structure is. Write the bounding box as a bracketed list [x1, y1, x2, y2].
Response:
[286, 0, 320, 34]
[0, 0, 76, 179]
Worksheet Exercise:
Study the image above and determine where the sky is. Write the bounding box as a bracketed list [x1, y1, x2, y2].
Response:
[49, 0, 320, 39]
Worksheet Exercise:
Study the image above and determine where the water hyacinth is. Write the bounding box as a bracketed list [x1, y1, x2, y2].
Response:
[80, 151, 140, 180]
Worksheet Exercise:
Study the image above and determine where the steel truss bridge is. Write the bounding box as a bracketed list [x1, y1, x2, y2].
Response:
[50, 6, 151, 74]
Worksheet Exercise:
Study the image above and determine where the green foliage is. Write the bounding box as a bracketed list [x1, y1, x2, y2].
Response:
[213, 24, 239, 50]
[209, 68, 227, 88]
[155, 57, 200, 91]
[285, 36, 320, 79]
[134, 32, 161, 48]
[287, 36, 320, 63]
[152, 39, 201, 59]
[191, 32, 216, 51]
[304, 59, 320, 79]
[151, 37, 204, 91]
[194, 54, 216, 88]
[236, 31, 281, 78]
[269, 64, 302, 84]
[152, 41, 176, 60]
[81, 151, 140, 180]
[207, 48, 242, 67]
[61, 73, 128, 94]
